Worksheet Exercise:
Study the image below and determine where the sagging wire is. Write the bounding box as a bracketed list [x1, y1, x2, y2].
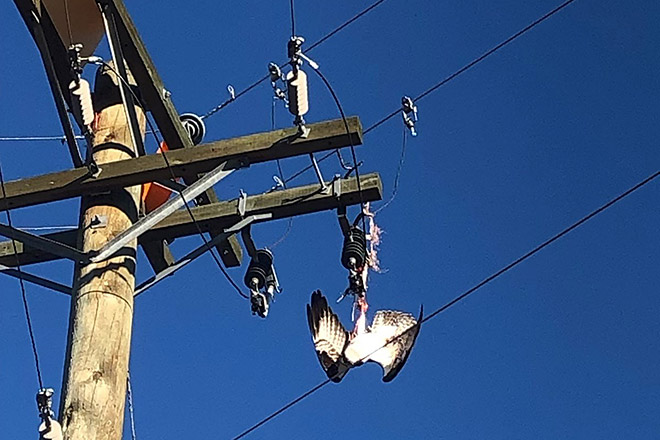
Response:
[201, 0, 391, 121]
[310, 68, 366, 227]
[374, 125, 408, 215]
[0, 159, 61, 439]
[127, 372, 137, 440]
[233, 167, 660, 439]
[0, 158, 44, 391]
[267, 89, 294, 250]
[100, 61, 249, 300]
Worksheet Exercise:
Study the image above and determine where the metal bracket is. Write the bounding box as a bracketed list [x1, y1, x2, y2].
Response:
[0, 264, 72, 295]
[89, 214, 107, 229]
[153, 179, 187, 193]
[309, 153, 328, 193]
[240, 224, 258, 258]
[0, 224, 86, 262]
[332, 174, 342, 199]
[336, 205, 350, 235]
[134, 213, 271, 296]
[237, 189, 247, 217]
[89, 161, 234, 262]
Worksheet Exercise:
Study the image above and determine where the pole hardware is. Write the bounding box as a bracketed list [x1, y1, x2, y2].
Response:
[179, 113, 206, 146]
[336, 206, 368, 302]
[134, 214, 272, 297]
[37, 388, 63, 440]
[67, 44, 102, 176]
[401, 96, 418, 136]
[283, 36, 320, 139]
[240, 224, 281, 318]
[89, 160, 235, 262]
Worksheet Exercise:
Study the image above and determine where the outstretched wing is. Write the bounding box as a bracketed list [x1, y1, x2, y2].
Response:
[367, 306, 423, 382]
[306, 291, 351, 382]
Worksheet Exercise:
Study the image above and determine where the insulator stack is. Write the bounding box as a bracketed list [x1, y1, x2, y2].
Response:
[179, 113, 206, 145]
[69, 79, 95, 127]
[286, 69, 309, 118]
[244, 249, 274, 290]
[341, 226, 367, 270]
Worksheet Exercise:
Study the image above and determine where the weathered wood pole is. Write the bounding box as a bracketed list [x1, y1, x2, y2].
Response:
[59, 63, 144, 440]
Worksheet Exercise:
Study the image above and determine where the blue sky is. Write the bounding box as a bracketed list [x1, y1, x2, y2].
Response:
[2, 0, 660, 438]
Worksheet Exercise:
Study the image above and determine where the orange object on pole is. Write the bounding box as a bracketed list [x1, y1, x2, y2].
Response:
[141, 142, 174, 213]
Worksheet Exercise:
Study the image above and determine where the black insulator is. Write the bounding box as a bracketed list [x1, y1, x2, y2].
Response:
[341, 226, 367, 270]
[244, 249, 274, 290]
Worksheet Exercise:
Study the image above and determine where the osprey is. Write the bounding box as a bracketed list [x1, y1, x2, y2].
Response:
[306, 291, 422, 382]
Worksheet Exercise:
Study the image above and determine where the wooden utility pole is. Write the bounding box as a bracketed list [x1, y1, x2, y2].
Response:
[59, 64, 143, 440]
[6, 3, 384, 439]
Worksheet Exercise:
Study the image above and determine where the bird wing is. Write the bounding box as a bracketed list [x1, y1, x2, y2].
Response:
[365, 307, 423, 382]
[306, 291, 351, 382]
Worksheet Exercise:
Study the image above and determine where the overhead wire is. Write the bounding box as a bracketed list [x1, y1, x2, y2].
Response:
[0, 158, 44, 390]
[268, 98, 294, 250]
[279, 0, 579, 195]
[289, 0, 296, 37]
[234, 167, 660, 439]
[127, 371, 138, 440]
[232, 0, 598, 436]
[364, 0, 577, 135]
[311, 67, 367, 231]
[102, 62, 249, 299]
[374, 125, 407, 214]
[201, 0, 391, 121]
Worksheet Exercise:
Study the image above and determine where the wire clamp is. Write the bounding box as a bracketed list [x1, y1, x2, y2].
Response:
[401, 96, 418, 136]
[36, 388, 63, 440]
[68, 44, 85, 78]
[268, 63, 289, 105]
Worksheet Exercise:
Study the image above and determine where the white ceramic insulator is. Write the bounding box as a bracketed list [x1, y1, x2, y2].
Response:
[69, 79, 95, 127]
[286, 69, 309, 117]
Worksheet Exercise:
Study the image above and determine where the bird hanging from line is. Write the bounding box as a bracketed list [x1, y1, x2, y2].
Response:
[306, 291, 422, 382]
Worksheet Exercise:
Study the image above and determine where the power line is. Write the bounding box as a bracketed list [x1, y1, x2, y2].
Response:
[0, 135, 83, 142]
[232, 168, 660, 439]
[312, 67, 367, 231]
[127, 371, 138, 440]
[364, 0, 577, 135]
[268, 96, 294, 249]
[202, 0, 391, 121]
[374, 126, 407, 214]
[305, 0, 388, 53]
[0, 157, 44, 390]
[289, 0, 296, 38]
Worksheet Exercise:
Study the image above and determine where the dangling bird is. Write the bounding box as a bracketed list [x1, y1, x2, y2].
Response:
[306, 291, 422, 383]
